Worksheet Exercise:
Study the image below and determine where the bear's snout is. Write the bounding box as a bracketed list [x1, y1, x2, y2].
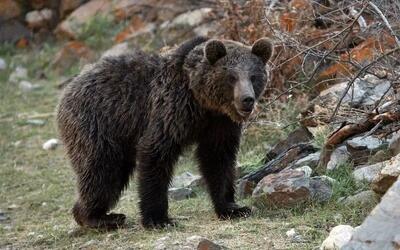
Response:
[233, 79, 255, 118]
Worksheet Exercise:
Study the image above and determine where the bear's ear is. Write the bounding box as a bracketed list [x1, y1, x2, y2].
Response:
[251, 38, 273, 64]
[204, 40, 227, 65]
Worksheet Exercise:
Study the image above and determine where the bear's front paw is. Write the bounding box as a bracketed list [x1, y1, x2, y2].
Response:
[217, 203, 252, 220]
[141, 217, 177, 229]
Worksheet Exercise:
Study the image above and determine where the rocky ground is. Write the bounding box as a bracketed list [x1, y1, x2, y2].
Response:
[1, 0, 400, 249]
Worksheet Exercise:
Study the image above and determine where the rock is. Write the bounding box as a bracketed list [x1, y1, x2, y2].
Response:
[342, 190, 379, 206]
[346, 135, 387, 151]
[197, 239, 223, 250]
[154, 236, 170, 250]
[388, 131, 400, 156]
[59, 0, 86, 19]
[286, 228, 305, 243]
[295, 165, 313, 177]
[7, 204, 18, 210]
[0, 20, 31, 44]
[327, 145, 350, 170]
[26, 119, 46, 126]
[55, 0, 112, 39]
[0, 58, 6, 71]
[9, 66, 28, 83]
[168, 187, 194, 201]
[51, 41, 95, 73]
[264, 127, 313, 162]
[320, 225, 354, 250]
[371, 154, 400, 194]
[80, 239, 99, 249]
[171, 172, 202, 188]
[0, 210, 10, 222]
[309, 176, 334, 202]
[19, 81, 41, 92]
[319, 80, 366, 106]
[252, 168, 311, 207]
[168, 8, 213, 27]
[101, 42, 129, 59]
[353, 161, 386, 184]
[42, 139, 60, 150]
[113, 21, 155, 43]
[293, 151, 320, 169]
[0, 0, 21, 21]
[343, 179, 400, 249]
[237, 179, 257, 198]
[25, 8, 53, 29]
[193, 21, 219, 37]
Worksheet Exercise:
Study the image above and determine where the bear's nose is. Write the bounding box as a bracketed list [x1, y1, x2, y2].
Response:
[241, 96, 255, 111]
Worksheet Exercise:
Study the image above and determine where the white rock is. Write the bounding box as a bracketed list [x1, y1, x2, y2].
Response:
[101, 42, 129, 59]
[347, 135, 387, 151]
[388, 131, 400, 156]
[19, 80, 34, 92]
[353, 162, 386, 183]
[9, 66, 28, 83]
[170, 8, 213, 27]
[0, 58, 6, 70]
[294, 152, 321, 169]
[286, 228, 304, 242]
[42, 139, 60, 150]
[327, 146, 350, 170]
[171, 171, 202, 188]
[320, 225, 354, 250]
[154, 236, 170, 250]
[342, 190, 378, 206]
[295, 165, 313, 178]
[168, 187, 194, 201]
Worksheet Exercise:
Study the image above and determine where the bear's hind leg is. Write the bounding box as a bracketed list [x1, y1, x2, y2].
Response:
[72, 150, 134, 230]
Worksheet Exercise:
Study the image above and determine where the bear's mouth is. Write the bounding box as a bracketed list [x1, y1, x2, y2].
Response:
[236, 109, 253, 118]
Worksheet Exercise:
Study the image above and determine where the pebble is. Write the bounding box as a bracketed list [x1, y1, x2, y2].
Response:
[42, 138, 60, 150]
[0, 58, 6, 70]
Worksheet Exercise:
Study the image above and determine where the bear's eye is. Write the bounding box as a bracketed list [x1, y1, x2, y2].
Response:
[226, 74, 237, 83]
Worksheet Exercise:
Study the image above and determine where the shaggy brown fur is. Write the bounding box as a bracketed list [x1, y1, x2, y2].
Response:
[57, 36, 273, 229]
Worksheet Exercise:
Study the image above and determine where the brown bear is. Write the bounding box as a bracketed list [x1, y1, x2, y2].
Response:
[57, 36, 273, 229]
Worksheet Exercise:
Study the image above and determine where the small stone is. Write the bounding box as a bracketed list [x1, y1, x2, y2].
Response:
[295, 165, 313, 177]
[168, 187, 194, 201]
[0, 211, 9, 221]
[342, 190, 379, 206]
[19, 80, 34, 92]
[42, 139, 60, 150]
[293, 152, 321, 169]
[9, 66, 28, 83]
[26, 119, 46, 126]
[327, 146, 350, 170]
[7, 204, 18, 210]
[80, 239, 99, 248]
[320, 225, 354, 250]
[172, 172, 202, 188]
[0, 58, 6, 70]
[25, 8, 53, 29]
[286, 228, 305, 243]
[154, 236, 170, 250]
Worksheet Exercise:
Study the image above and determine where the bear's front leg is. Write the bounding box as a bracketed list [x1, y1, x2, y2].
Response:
[137, 136, 181, 229]
[196, 117, 251, 219]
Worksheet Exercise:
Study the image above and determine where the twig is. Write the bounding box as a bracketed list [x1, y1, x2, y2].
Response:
[329, 47, 400, 121]
[369, 1, 400, 48]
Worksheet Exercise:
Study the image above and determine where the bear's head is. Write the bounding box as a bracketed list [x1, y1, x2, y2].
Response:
[185, 38, 273, 122]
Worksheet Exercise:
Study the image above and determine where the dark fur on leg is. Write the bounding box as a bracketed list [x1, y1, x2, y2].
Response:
[196, 115, 251, 220]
